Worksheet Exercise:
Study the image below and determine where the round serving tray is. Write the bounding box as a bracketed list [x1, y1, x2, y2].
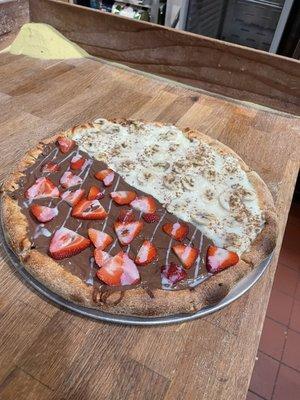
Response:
[1, 213, 273, 326]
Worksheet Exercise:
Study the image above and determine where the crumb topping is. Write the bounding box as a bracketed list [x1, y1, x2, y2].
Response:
[72, 119, 265, 254]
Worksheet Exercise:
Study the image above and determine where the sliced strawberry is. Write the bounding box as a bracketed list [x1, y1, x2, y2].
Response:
[162, 222, 188, 241]
[87, 186, 104, 200]
[72, 198, 107, 220]
[172, 244, 199, 269]
[206, 246, 239, 274]
[142, 213, 160, 223]
[94, 249, 111, 268]
[61, 189, 85, 206]
[95, 169, 115, 186]
[110, 191, 136, 205]
[70, 154, 85, 170]
[161, 262, 187, 285]
[49, 227, 90, 260]
[41, 162, 60, 173]
[88, 228, 113, 250]
[60, 171, 83, 188]
[114, 220, 143, 245]
[117, 209, 135, 223]
[97, 251, 140, 286]
[30, 205, 58, 223]
[130, 196, 157, 214]
[25, 177, 60, 200]
[135, 240, 157, 266]
[57, 136, 75, 153]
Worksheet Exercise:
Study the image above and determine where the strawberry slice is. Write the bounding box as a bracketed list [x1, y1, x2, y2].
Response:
[70, 154, 85, 170]
[30, 205, 58, 223]
[97, 251, 140, 286]
[162, 222, 188, 241]
[94, 249, 111, 268]
[142, 213, 160, 223]
[57, 136, 75, 153]
[110, 191, 136, 205]
[25, 177, 60, 200]
[161, 262, 187, 285]
[41, 162, 60, 173]
[114, 221, 143, 245]
[130, 196, 156, 214]
[72, 198, 107, 220]
[49, 227, 90, 260]
[60, 171, 83, 188]
[117, 209, 135, 223]
[88, 228, 113, 250]
[172, 244, 199, 269]
[87, 186, 104, 200]
[206, 246, 239, 274]
[61, 189, 85, 206]
[135, 240, 157, 266]
[95, 169, 115, 186]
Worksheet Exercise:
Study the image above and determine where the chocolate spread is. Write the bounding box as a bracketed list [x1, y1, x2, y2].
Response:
[10, 142, 212, 293]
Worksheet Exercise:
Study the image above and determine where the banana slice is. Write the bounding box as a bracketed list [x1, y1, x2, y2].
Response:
[163, 173, 181, 190]
[191, 212, 216, 226]
[218, 191, 231, 211]
[181, 175, 195, 191]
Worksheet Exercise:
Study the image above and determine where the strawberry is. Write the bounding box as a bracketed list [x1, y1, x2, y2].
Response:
[135, 240, 157, 266]
[60, 171, 83, 188]
[161, 262, 187, 285]
[57, 136, 75, 153]
[30, 205, 58, 223]
[70, 154, 85, 170]
[96, 251, 140, 286]
[206, 246, 239, 274]
[114, 220, 143, 245]
[41, 162, 60, 173]
[88, 228, 113, 250]
[61, 189, 85, 206]
[25, 177, 60, 200]
[94, 249, 111, 268]
[172, 244, 199, 269]
[110, 191, 136, 205]
[87, 186, 104, 200]
[95, 169, 115, 186]
[162, 222, 188, 241]
[117, 209, 135, 223]
[130, 196, 157, 214]
[142, 213, 160, 223]
[49, 227, 90, 260]
[72, 199, 107, 220]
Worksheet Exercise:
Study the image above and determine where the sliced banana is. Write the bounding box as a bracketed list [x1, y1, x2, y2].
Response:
[181, 175, 195, 191]
[163, 173, 182, 190]
[191, 212, 216, 226]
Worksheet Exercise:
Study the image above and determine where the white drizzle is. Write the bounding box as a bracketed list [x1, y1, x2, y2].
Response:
[33, 224, 52, 239]
[102, 176, 120, 232]
[86, 257, 95, 285]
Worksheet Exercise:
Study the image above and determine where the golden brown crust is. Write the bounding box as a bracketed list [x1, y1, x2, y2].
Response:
[1, 120, 278, 317]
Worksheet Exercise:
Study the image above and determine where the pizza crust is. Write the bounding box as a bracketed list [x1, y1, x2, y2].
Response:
[1, 121, 278, 317]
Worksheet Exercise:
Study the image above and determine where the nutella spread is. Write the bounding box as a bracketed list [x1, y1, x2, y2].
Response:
[11, 142, 215, 293]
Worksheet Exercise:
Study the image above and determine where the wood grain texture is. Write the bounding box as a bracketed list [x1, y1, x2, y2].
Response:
[0, 0, 29, 45]
[0, 52, 299, 400]
[28, 0, 300, 115]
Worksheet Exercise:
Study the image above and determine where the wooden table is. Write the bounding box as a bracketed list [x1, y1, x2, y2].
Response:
[0, 1, 300, 399]
[0, 51, 299, 400]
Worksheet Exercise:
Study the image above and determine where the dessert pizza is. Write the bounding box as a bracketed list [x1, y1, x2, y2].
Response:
[1, 119, 278, 316]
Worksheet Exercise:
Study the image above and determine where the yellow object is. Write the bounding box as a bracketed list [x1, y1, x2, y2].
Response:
[9, 23, 89, 59]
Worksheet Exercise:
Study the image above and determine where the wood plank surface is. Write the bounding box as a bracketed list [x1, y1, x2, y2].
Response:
[0, 52, 299, 400]
[28, 0, 300, 115]
[0, 0, 29, 46]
